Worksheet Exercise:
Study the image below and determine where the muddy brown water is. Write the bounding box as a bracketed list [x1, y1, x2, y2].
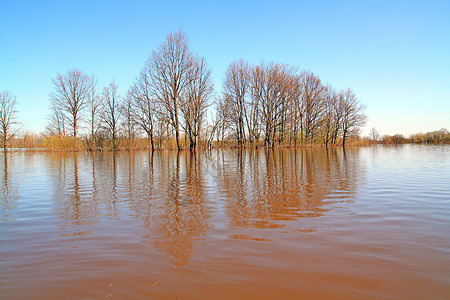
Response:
[1, 145, 449, 299]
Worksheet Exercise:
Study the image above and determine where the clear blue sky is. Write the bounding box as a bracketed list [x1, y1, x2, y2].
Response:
[1, 0, 449, 136]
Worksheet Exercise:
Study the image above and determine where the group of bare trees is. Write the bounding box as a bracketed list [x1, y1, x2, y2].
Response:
[47, 69, 124, 149]
[46, 30, 365, 150]
[214, 61, 366, 147]
[47, 30, 213, 150]
[132, 30, 213, 150]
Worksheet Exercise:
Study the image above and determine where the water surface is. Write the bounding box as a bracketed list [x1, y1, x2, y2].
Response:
[1, 145, 449, 299]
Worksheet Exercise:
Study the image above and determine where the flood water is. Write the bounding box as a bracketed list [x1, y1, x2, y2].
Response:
[1, 145, 449, 299]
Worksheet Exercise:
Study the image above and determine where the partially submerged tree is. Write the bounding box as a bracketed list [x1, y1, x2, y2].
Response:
[214, 95, 232, 146]
[0, 91, 20, 151]
[180, 55, 214, 150]
[131, 68, 156, 150]
[87, 74, 102, 145]
[223, 59, 250, 147]
[301, 71, 325, 144]
[340, 89, 366, 146]
[321, 86, 338, 147]
[250, 63, 297, 147]
[148, 30, 193, 150]
[121, 90, 136, 141]
[50, 69, 90, 138]
[101, 81, 121, 149]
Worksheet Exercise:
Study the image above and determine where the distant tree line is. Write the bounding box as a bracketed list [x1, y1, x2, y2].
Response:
[378, 128, 450, 144]
[41, 30, 367, 150]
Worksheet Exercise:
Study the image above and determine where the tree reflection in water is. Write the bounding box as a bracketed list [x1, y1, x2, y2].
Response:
[0, 153, 19, 218]
[213, 148, 361, 232]
[46, 148, 362, 265]
[147, 151, 211, 267]
[49, 152, 101, 235]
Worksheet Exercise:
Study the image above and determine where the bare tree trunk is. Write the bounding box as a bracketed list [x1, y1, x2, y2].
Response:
[342, 130, 347, 147]
[148, 134, 154, 151]
[2, 134, 6, 152]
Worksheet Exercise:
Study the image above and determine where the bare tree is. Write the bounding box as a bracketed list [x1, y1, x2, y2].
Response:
[148, 30, 193, 150]
[121, 90, 136, 140]
[274, 64, 298, 145]
[328, 91, 344, 146]
[181, 55, 214, 150]
[288, 74, 303, 147]
[101, 81, 121, 149]
[369, 127, 379, 142]
[321, 86, 338, 147]
[214, 95, 232, 146]
[50, 69, 90, 138]
[251, 62, 278, 147]
[247, 64, 263, 145]
[301, 71, 325, 144]
[131, 68, 156, 150]
[285, 72, 302, 146]
[250, 63, 297, 147]
[340, 88, 366, 146]
[87, 74, 102, 145]
[205, 108, 221, 149]
[223, 59, 250, 146]
[46, 103, 68, 136]
[0, 91, 20, 151]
